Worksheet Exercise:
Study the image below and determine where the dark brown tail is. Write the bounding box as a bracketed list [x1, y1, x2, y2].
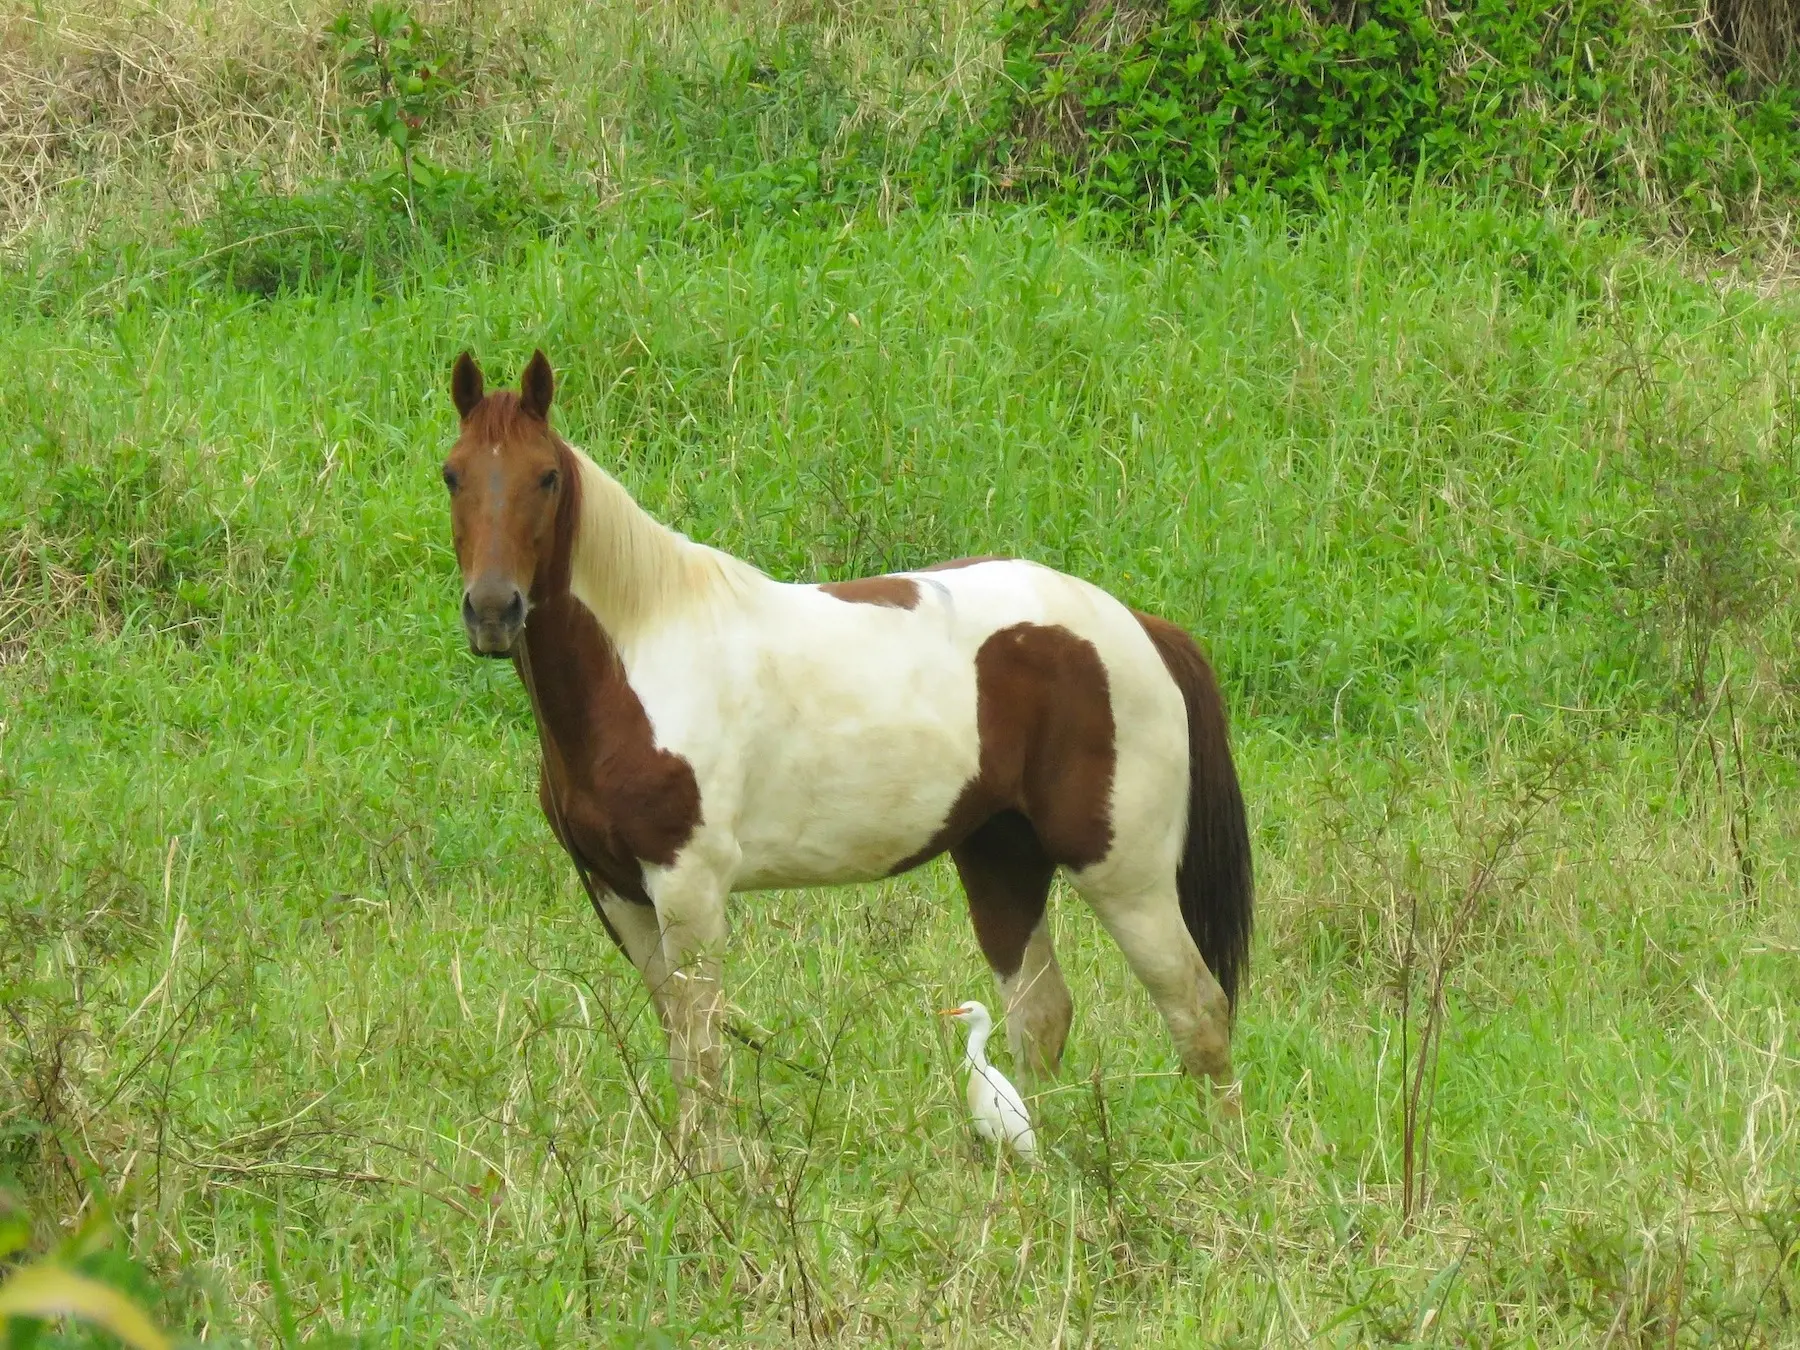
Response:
[1134, 613, 1254, 1012]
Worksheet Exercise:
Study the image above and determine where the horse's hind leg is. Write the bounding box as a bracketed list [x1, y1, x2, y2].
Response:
[1079, 876, 1235, 1100]
[1005, 917, 1073, 1079]
[951, 811, 1072, 1079]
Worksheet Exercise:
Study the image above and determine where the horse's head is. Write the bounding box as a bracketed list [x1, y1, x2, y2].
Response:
[443, 350, 569, 657]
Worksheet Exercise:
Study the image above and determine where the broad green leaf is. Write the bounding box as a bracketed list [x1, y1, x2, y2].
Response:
[0, 1265, 170, 1350]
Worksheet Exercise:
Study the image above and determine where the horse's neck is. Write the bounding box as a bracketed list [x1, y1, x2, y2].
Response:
[562, 446, 761, 646]
[515, 593, 623, 763]
[519, 448, 764, 758]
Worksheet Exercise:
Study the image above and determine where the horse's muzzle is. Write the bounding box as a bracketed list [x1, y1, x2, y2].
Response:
[463, 585, 525, 657]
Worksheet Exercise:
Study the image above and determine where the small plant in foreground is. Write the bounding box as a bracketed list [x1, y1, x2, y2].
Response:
[328, 2, 461, 211]
[1318, 740, 1590, 1231]
[1394, 748, 1584, 1230]
[0, 1200, 171, 1350]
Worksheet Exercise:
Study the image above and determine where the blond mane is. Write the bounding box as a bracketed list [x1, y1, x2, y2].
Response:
[564, 445, 763, 641]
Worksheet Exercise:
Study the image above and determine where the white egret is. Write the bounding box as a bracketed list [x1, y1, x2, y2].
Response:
[940, 1001, 1037, 1165]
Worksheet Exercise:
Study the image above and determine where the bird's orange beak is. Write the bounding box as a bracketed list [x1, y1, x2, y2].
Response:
[937, 1008, 961, 1017]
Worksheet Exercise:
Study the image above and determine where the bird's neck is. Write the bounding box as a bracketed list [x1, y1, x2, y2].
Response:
[963, 1023, 992, 1068]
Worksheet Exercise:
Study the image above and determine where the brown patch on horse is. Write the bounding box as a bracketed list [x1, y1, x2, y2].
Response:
[890, 622, 1114, 972]
[891, 622, 1115, 974]
[820, 559, 1013, 607]
[967, 624, 1115, 868]
[919, 555, 1008, 572]
[818, 576, 921, 609]
[523, 592, 704, 905]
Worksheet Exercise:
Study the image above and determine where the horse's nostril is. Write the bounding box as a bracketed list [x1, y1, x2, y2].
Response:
[462, 584, 525, 650]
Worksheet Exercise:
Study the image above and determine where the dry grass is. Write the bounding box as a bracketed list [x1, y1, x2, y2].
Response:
[0, 529, 86, 667]
[1710, 0, 1800, 88]
[0, 0, 331, 241]
[0, 0, 998, 248]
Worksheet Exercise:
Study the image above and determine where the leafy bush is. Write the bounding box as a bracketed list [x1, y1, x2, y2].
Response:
[328, 1, 469, 207]
[191, 164, 571, 297]
[969, 0, 1800, 229]
[328, 3, 465, 145]
[629, 34, 896, 227]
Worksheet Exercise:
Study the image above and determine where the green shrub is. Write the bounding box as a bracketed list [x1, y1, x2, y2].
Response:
[191, 163, 571, 297]
[4, 441, 235, 636]
[188, 28, 886, 298]
[969, 0, 1800, 230]
[629, 34, 896, 227]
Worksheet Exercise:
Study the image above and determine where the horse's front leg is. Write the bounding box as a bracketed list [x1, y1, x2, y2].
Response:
[647, 856, 733, 1161]
[593, 891, 677, 1038]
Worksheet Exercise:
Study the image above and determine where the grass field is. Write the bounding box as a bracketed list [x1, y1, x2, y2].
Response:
[4, 2, 1800, 1345]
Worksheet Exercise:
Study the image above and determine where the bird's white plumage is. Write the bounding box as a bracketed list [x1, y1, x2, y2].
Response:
[943, 1001, 1037, 1165]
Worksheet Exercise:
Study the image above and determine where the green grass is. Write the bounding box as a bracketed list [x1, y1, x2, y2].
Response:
[5, 185, 1800, 1342]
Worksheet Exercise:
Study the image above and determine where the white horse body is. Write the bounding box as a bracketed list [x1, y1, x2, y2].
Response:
[597, 535, 1190, 895]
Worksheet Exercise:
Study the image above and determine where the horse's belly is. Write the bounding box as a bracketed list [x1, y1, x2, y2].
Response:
[728, 722, 978, 890]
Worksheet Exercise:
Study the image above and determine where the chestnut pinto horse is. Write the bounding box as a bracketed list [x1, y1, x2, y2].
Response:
[443, 351, 1253, 1141]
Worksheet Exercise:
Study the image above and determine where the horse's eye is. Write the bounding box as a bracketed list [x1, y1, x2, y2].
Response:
[442, 467, 459, 492]
[539, 469, 559, 491]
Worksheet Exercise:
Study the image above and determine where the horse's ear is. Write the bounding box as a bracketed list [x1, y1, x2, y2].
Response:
[451, 352, 484, 420]
[520, 349, 554, 421]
